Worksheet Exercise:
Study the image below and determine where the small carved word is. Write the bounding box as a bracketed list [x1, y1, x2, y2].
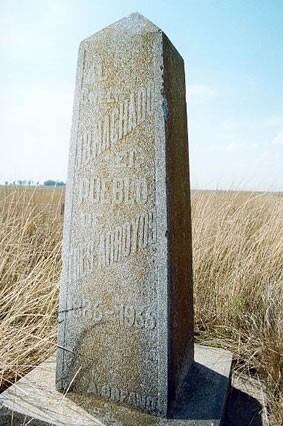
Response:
[78, 177, 148, 205]
[113, 150, 136, 168]
[87, 382, 158, 412]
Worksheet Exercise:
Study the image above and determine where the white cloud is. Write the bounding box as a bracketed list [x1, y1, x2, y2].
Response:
[272, 130, 283, 145]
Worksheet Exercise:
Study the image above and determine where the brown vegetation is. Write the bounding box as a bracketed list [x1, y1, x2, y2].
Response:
[0, 187, 282, 424]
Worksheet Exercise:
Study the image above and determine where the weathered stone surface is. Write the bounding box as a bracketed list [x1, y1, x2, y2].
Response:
[0, 345, 233, 425]
[56, 13, 193, 417]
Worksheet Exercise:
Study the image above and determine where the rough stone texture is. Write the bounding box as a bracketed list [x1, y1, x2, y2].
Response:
[0, 345, 233, 425]
[56, 13, 193, 417]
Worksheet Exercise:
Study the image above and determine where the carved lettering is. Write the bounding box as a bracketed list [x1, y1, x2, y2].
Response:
[76, 212, 96, 228]
[116, 304, 157, 330]
[70, 211, 156, 279]
[64, 298, 157, 330]
[114, 150, 137, 168]
[77, 81, 154, 167]
[84, 62, 106, 85]
[70, 241, 97, 281]
[87, 382, 158, 411]
[78, 177, 148, 205]
[110, 108, 119, 144]
[98, 211, 156, 268]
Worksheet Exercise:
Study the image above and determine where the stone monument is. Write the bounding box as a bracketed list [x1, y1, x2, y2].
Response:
[0, 13, 233, 426]
[56, 12, 193, 418]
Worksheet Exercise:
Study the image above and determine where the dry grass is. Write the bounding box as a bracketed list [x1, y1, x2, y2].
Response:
[192, 190, 283, 424]
[0, 187, 282, 424]
[0, 187, 63, 390]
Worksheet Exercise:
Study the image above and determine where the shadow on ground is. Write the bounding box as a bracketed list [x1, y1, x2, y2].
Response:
[224, 385, 264, 426]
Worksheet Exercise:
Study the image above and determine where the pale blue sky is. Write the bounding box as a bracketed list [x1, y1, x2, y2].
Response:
[0, 0, 282, 190]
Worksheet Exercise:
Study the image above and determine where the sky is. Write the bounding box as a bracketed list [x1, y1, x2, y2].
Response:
[0, 0, 282, 191]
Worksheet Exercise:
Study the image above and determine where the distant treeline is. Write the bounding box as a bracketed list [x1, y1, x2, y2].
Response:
[43, 180, 65, 187]
[3, 180, 65, 187]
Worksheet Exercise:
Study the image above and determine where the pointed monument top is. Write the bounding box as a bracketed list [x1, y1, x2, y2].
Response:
[121, 12, 160, 31]
[83, 12, 161, 43]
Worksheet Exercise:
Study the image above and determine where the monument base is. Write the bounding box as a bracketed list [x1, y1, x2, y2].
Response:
[0, 345, 232, 425]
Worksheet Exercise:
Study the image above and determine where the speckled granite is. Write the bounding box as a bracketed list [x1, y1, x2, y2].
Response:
[56, 13, 193, 417]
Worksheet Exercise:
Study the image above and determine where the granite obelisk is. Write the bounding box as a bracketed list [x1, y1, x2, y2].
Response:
[56, 13, 193, 417]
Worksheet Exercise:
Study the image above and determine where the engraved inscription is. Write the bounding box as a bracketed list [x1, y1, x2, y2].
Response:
[80, 87, 119, 107]
[65, 298, 157, 330]
[84, 62, 106, 85]
[77, 81, 154, 167]
[78, 212, 96, 228]
[57, 16, 175, 416]
[78, 177, 148, 205]
[114, 149, 136, 168]
[86, 382, 158, 412]
[70, 211, 156, 281]
[70, 241, 96, 280]
[116, 304, 156, 330]
[98, 211, 156, 268]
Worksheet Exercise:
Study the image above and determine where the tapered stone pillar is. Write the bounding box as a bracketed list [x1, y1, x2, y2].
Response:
[56, 13, 193, 417]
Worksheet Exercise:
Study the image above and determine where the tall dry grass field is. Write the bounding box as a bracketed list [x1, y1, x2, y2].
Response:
[0, 187, 63, 390]
[192, 190, 283, 424]
[0, 187, 282, 424]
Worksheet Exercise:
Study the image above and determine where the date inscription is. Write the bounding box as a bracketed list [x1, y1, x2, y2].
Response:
[66, 299, 157, 330]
